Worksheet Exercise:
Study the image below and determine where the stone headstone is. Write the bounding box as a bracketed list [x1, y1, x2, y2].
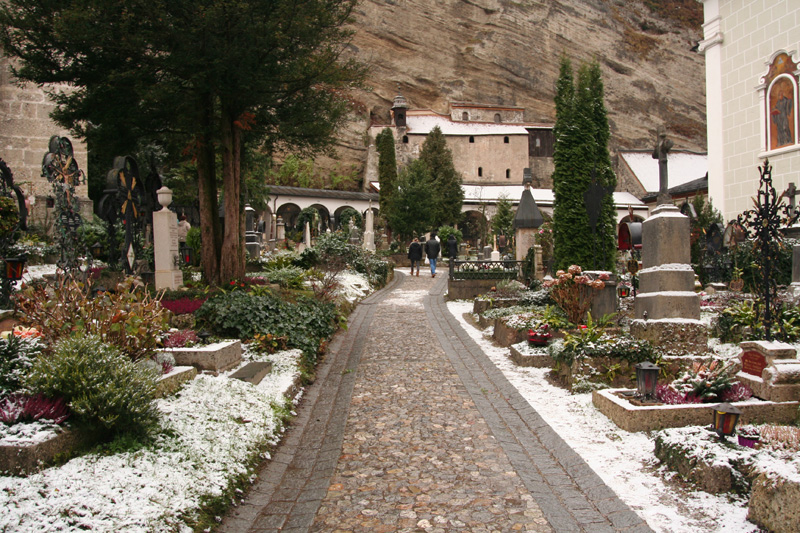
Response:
[153, 187, 183, 290]
[737, 340, 800, 402]
[363, 206, 375, 252]
[483, 245, 493, 259]
[631, 203, 705, 352]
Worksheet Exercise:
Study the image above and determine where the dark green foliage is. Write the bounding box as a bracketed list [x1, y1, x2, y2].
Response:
[0, 335, 41, 398]
[491, 195, 515, 247]
[26, 335, 161, 437]
[551, 57, 617, 271]
[0, 0, 366, 284]
[297, 231, 389, 287]
[521, 246, 537, 285]
[295, 207, 321, 235]
[386, 159, 436, 240]
[195, 291, 337, 363]
[437, 226, 463, 257]
[338, 207, 363, 230]
[376, 128, 398, 223]
[717, 299, 800, 343]
[419, 126, 464, 228]
[689, 195, 724, 284]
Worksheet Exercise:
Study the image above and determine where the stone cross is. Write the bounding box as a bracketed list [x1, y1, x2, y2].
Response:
[652, 126, 674, 205]
[784, 182, 798, 214]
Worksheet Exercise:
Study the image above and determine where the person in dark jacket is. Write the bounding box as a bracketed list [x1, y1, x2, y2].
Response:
[425, 233, 441, 277]
[408, 237, 423, 276]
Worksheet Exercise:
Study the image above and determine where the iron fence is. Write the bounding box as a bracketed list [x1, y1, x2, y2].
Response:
[449, 259, 524, 280]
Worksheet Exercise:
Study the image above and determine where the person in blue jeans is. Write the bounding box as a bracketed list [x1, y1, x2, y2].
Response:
[425, 233, 441, 277]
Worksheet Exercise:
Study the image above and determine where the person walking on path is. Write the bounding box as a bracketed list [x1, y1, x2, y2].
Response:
[425, 232, 441, 277]
[407, 237, 422, 276]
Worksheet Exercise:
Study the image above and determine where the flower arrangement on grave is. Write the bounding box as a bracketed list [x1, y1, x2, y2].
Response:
[655, 359, 753, 404]
[528, 323, 552, 346]
[543, 265, 607, 325]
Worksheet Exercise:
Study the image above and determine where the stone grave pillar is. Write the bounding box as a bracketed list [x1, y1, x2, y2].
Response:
[153, 187, 183, 290]
[631, 203, 706, 351]
[491, 235, 500, 261]
[586, 271, 617, 319]
[792, 245, 800, 296]
[363, 205, 375, 252]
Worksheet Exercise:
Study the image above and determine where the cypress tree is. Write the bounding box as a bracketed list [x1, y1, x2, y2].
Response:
[552, 57, 617, 271]
[376, 128, 398, 227]
[419, 126, 464, 228]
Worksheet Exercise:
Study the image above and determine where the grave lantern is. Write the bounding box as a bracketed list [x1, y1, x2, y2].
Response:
[711, 403, 742, 438]
[179, 243, 195, 266]
[91, 241, 104, 259]
[635, 361, 659, 400]
[3, 256, 26, 282]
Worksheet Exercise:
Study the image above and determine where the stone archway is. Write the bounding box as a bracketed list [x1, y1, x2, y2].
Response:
[276, 203, 301, 237]
[308, 203, 332, 234]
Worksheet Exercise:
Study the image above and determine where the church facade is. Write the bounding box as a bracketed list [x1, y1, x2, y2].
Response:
[699, 0, 800, 222]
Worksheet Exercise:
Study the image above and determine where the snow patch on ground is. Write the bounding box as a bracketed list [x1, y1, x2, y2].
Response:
[447, 300, 759, 533]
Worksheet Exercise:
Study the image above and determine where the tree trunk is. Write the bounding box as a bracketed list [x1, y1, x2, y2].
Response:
[197, 138, 221, 285]
[220, 113, 244, 282]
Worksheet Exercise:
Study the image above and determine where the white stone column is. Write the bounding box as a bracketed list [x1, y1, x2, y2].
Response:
[363, 206, 375, 251]
[153, 187, 183, 290]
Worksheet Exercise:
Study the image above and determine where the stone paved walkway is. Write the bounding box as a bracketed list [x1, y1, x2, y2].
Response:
[220, 271, 653, 533]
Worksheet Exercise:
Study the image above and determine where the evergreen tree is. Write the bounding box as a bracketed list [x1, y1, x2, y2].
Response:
[491, 194, 515, 247]
[0, 0, 365, 285]
[376, 128, 398, 230]
[386, 160, 435, 241]
[419, 126, 464, 228]
[552, 57, 617, 271]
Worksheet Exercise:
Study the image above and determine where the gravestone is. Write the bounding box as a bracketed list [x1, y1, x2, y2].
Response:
[631, 129, 705, 352]
[244, 205, 261, 259]
[152, 187, 183, 290]
[363, 205, 375, 251]
[736, 341, 800, 402]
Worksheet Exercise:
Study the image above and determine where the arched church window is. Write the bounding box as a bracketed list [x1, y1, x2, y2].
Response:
[504, 136, 509, 143]
[462, 112, 469, 121]
[478, 167, 483, 177]
[494, 113, 501, 123]
[469, 136, 474, 143]
[505, 169, 510, 179]
[759, 51, 800, 152]
[402, 135, 408, 144]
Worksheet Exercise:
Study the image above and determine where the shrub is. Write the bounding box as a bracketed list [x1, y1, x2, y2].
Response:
[518, 289, 554, 307]
[196, 290, 337, 363]
[163, 329, 199, 348]
[543, 265, 607, 325]
[25, 335, 161, 437]
[0, 393, 70, 425]
[261, 266, 307, 289]
[0, 333, 42, 398]
[15, 275, 168, 361]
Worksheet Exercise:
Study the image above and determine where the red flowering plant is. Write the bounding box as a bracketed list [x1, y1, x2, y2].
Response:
[543, 265, 607, 325]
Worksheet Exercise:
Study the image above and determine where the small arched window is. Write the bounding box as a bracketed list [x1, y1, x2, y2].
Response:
[402, 135, 408, 144]
[462, 111, 469, 121]
[505, 169, 510, 179]
[478, 167, 483, 177]
[504, 136, 509, 144]
[494, 113, 502, 123]
[469, 136, 475, 143]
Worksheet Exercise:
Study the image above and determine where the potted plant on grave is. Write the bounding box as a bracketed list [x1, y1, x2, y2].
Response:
[737, 425, 760, 448]
[528, 323, 552, 346]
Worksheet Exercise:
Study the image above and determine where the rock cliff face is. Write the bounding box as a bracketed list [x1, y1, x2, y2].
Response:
[326, 0, 706, 183]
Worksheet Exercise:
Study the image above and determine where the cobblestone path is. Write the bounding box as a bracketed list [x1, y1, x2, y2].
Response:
[220, 271, 652, 533]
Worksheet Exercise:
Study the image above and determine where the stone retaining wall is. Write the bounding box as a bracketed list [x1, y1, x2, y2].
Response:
[593, 388, 800, 432]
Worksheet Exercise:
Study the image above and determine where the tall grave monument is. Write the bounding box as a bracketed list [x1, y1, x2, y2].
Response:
[631, 127, 706, 352]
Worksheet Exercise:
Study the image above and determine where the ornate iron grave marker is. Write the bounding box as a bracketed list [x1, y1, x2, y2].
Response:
[41, 136, 88, 275]
[737, 159, 799, 340]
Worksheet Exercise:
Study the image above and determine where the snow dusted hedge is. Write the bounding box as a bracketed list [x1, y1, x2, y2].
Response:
[0, 349, 302, 532]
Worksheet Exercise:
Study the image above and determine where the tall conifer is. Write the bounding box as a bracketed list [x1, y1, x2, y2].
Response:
[376, 128, 398, 229]
[552, 57, 617, 271]
[419, 126, 464, 229]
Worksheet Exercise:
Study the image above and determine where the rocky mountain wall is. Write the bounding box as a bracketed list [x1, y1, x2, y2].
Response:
[324, 0, 706, 185]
